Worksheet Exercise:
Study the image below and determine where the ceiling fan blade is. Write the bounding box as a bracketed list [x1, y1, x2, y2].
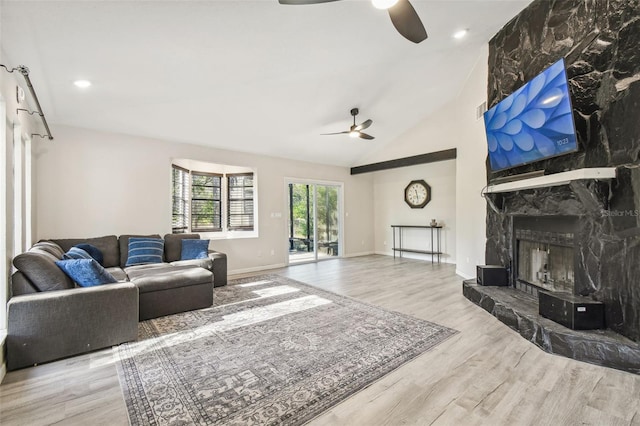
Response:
[388, 0, 428, 44]
[321, 131, 350, 135]
[354, 119, 372, 132]
[358, 132, 375, 140]
[278, 0, 341, 4]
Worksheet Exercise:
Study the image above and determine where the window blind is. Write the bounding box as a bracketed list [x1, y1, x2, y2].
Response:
[171, 165, 190, 233]
[191, 172, 222, 232]
[227, 173, 254, 230]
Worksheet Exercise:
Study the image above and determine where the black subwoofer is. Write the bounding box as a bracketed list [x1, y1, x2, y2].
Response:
[538, 291, 604, 330]
[476, 265, 508, 286]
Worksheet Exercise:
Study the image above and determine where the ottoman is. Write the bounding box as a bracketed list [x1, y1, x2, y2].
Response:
[127, 265, 213, 320]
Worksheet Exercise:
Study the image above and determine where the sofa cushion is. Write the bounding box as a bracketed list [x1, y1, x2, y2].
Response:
[181, 239, 210, 260]
[63, 247, 93, 260]
[124, 263, 171, 275]
[128, 265, 212, 294]
[56, 259, 118, 287]
[170, 258, 213, 270]
[74, 243, 104, 266]
[125, 237, 164, 267]
[105, 267, 128, 282]
[50, 236, 120, 268]
[119, 234, 162, 267]
[13, 251, 75, 292]
[164, 233, 200, 262]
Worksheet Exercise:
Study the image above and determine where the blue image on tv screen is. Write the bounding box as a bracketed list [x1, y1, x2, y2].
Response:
[483, 58, 578, 172]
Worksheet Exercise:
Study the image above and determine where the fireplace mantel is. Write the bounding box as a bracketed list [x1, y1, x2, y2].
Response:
[485, 168, 617, 194]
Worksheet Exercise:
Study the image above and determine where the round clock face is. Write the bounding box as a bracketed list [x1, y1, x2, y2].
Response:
[404, 180, 431, 208]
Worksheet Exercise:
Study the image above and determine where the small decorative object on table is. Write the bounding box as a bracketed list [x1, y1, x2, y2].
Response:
[430, 219, 437, 227]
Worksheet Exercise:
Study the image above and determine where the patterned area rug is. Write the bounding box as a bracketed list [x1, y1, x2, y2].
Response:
[115, 275, 457, 425]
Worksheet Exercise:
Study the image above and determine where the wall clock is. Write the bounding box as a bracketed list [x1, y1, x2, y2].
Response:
[404, 180, 431, 208]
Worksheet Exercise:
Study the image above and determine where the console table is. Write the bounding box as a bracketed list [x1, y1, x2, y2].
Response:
[391, 225, 442, 263]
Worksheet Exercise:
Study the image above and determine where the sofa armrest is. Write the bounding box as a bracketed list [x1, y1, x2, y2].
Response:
[7, 282, 139, 370]
[208, 250, 227, 287]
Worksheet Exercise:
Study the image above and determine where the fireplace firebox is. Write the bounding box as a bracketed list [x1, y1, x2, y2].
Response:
[512, 216, 577, 297]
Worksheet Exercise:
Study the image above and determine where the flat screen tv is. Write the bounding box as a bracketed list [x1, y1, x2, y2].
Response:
[483, 58, 578, 172]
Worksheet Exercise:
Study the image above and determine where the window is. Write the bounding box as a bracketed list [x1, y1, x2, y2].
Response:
[228, 173, 254, 230]
[171, 162, 256, 236]
[172, 165, 189, 233]
[191, 172, 222, 232]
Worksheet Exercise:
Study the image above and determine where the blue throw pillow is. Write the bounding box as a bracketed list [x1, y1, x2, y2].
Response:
[55, 259, 117, 287]
[74, 243, 104, 266]
[63, 246, 93, 260]
[181, 239, 210, 260]
[126, 237, 164, 266]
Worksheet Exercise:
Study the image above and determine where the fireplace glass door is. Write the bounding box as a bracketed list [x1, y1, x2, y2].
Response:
[517, 240, 575, 293]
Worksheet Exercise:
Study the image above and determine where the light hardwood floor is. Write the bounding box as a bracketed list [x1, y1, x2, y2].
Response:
[1, 255, 639, 425]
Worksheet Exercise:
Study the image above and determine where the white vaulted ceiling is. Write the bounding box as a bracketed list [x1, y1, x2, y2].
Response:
[1, 0, 530, 166]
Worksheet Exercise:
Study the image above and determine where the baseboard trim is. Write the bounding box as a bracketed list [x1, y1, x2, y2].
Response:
[229, 252, 463, 275]
[229, 263, 286, 276]
[456, 269, 474, 280]
[343, 251, 375, 258]
[0, 332, 6, 383]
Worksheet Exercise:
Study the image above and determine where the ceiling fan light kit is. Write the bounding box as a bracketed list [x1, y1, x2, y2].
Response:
[278, 0, 427, 44]
[371, 0, 398, 10]
[322, 107, 375, 140]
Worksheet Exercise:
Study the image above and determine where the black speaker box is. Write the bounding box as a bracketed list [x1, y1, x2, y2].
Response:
[476, 265, 508, 286]
[538, 291, 604, 330]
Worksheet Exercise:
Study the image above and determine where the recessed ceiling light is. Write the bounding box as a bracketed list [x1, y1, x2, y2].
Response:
[453, 29, 468, 39]
[73, 80, 92, 88]
[371, 0, 398, 10]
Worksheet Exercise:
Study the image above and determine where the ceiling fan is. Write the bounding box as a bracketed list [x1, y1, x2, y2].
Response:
[278, 0, 427, 44]
[322, 108, 374, 140]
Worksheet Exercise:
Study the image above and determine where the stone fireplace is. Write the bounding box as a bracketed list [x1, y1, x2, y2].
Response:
[463, 0, 640, 374]
[482, 0, 640, 343]
[466, 176, 640, 373]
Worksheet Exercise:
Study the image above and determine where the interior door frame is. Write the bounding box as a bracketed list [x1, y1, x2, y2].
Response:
[284, 177, 344, 266]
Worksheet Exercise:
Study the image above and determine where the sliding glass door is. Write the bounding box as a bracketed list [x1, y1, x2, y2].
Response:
[287, 181, 341, 264]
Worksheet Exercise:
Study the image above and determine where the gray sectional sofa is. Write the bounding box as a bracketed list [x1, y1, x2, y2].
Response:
[6, 233, 227, 371]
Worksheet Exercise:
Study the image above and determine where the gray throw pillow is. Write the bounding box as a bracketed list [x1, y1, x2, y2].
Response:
[28, 248, 60, 262]
[32, 241, 65, 259]
[13, 251, 75, 292]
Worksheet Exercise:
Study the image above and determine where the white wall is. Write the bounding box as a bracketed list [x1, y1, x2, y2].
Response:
[454, 47, 490, 279]
[0, 46, 39, 380]
[372, 160, 456, 263]
[34, 125, 375, 273]
[360, 46, 490, 279]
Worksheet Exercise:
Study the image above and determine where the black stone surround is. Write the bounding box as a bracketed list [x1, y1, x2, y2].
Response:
[483, 0, 640, 343]
[463, 281, 640, 374]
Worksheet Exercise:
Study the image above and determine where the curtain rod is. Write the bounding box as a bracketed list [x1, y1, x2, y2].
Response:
[1, 64, 54, 140]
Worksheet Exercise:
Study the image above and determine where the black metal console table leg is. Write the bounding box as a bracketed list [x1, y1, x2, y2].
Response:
[392, 227, 396, 259]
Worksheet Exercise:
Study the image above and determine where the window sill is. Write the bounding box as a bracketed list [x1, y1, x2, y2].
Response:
[200, 230, 259, 240]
